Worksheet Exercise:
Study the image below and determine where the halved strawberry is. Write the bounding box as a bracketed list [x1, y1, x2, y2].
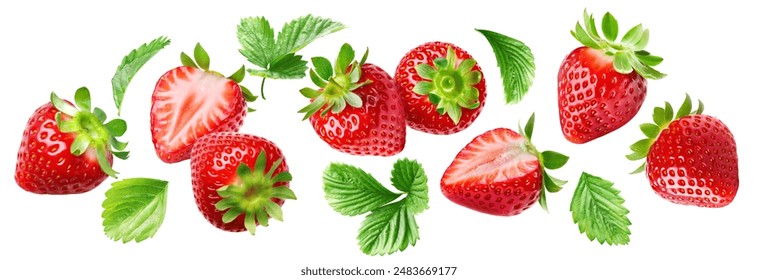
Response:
[151, 43, 254, 163]
[441, 114, 569, 216]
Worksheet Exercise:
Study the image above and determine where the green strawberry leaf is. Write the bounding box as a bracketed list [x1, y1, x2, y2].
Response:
[541, 150, 569, 170]
[570, 172, 631, 246]
[111, 36, 170, 115]
[323, 158, 429, 256]
[323, 163, 401, 216]
[601, 12, 619, 41]
[102, 178, 168, 243]
[476, 29, 536, 104]
[237, 15, 344, 99]
[358, 201, 420, 256]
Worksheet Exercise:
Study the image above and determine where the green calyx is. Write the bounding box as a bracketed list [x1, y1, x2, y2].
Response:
[414, 46, 482, 124]
[181, 43, 258, 112]
[518, 113, 569, 212]
[215, 150, 296, 235]
[51, 88, 128, 178]
[627, 94, 704, 174]
[572, 9, 666, 80]
[298, 43, 371, 120]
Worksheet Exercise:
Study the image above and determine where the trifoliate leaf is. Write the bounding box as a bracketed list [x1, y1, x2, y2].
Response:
[476, 29, 535, 104]
[323, 163, 401, 216]
[111, 36, 170, 114]
[570, 172, 631, 245]
[102, 178, 168, 243]
[322, 158, 429, 256]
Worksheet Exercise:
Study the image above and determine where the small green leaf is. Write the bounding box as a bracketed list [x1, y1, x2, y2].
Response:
[413, 81, 434, 95]
[265, 53, 308, 79]
[621, 24, 644, 46]
[636, 53, 663, 67]
[524, 112, 535, 140]
[323, 163, 401, 216]
[625, 152, 647, 161]
[273, 15, 346, 58]
[334, 43, 355, 74]
[629, 138, 653, 153]
[110, 137, 128, 151]
[241, 86, 257, 102]
[541, 150, 569, 170]
[237, 16, 276, 68]
[389, 159, 429, 214]
[70, 134, 91, 156]
[416, 63, 437, 80]
[571, 22, 601, 49]
[228, 65, 246, 83]
[264, 201, 284, 221]
[300, 87, 321, 99]
[309, 69, 327, 88]
[583, 10, 601, 39]
[180, 52, 197, 68]
[601, 12, 619, 41]
[194, 43, 211, 71]
[112, 36, 170, 114]
[570, 172, 631, 246]
[633, 29, 650, 50]
[271, 187, 297, 200]
[613, 51, 634, 74]
[344, 92, 363, 108]
[630, 163, 646, 174]
[93, 107, 107, 122]
[311, 56, 333, 79]
[104, 119, 127, 137]
[543, 170, 564, 193]
[74, 87, 91, 112]
[664, 102, 674, 122]
[102, 178, 168, 243]
[96, 145, 118, 178]
[476, 29, 536, 104]
[357, 201, 419, 256]
[652, 107, 665, 126]
[538, 187, 548, 212]
[676, 94, 693, 119]
[113, 151, 130, 160]
[50, 92, 78, 117]
[640, 123, 660, 138]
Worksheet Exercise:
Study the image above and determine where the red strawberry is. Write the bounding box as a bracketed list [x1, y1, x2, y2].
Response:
[15, 89, 128, 194]
[558, 11, 665, 143]
[299, 43, 405, 156]
[190, 132, 295, 234]
[151, 43, 253, 163]
[395, 41, 486, 135]
[628, 95, 739, 207]
[441, 114, 568, 216]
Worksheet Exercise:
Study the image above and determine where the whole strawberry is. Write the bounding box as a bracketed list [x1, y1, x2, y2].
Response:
[151, 43, 254, 163]
[299, 43, 405, 156]
[558, 11, 666, 143]
[15, 89, 128, 194]
[628, 95, 739, 207]
[394, 42, 486, 135]
[441, 114, 568, 216]
[190, 132, 295, 234]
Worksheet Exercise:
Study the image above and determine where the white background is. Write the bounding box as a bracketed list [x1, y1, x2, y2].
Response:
[1, 0, 755, 279]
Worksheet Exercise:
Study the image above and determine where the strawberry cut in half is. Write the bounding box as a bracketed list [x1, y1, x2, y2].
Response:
[394, 42, 486, 135]
[15, 89, 128, 194]
[627, 94, 739, 207]
[190, 132, 295, 234]
[299, 43, 406, 156]
[151, 43, 256, 163]
[441, 114, 569, 216]
[558, 10, 666, 144]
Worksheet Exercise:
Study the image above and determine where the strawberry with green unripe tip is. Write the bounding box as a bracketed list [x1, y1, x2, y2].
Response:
[558, 10, 665, 143]
[299, 43, 406, 156]
[15, 88, 129, 194]
[628, 94, 739, 207]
